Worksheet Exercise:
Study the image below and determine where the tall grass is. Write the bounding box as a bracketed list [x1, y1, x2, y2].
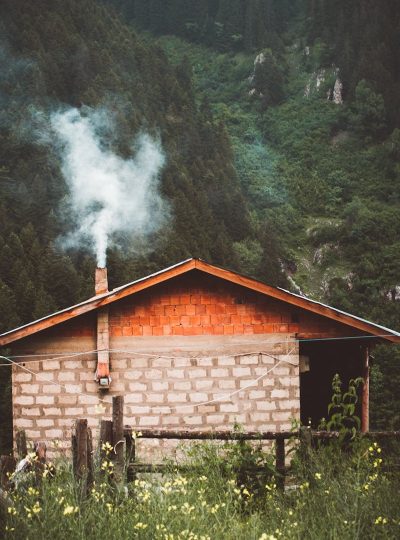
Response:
[3, 438, 400, 539]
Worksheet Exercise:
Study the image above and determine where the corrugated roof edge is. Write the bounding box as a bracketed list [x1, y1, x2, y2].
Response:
[0, 258, 194, 340]
[0, 257, 399, 344]
[277, 287, 400, 338]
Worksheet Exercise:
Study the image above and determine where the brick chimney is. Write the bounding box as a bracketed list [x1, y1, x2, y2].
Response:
[95, 267, 111, 388]
[95, 267, 108, 295]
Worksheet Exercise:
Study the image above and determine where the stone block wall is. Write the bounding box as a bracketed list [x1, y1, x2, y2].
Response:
[12, 334, 299, 459]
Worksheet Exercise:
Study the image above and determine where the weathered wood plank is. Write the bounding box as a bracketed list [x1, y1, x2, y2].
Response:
[16, 430, 27, 460]
[112, 396, 125, 481]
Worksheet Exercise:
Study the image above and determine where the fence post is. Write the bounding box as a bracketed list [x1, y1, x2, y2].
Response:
[16, 430, 27, 460]
[75, 419, 88, 481]
[275, 435, 285, 491]
[87, 427, 94, 490]
[71, 434, 77, 478]
[0, 456, 16, 490]
[100, 420, 113, 459]
[112, 396, 125, 482]
[125, 426, 136, 483]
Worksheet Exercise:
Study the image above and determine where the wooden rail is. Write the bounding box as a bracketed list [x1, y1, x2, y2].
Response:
[122, 427, 400, 489]
[3, 393, 400, 494]
[123, 428, 400, 440]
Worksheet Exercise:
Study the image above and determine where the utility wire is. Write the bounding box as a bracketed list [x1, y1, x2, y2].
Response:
[0, 347, 296, 415]
[1, 332, 397, 364]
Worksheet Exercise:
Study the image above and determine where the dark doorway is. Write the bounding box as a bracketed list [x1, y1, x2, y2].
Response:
[0, 363, 13, 454]
[299, 340, 363, 428]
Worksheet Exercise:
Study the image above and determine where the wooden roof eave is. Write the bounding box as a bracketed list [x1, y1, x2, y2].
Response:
[1, 258, 399, 346]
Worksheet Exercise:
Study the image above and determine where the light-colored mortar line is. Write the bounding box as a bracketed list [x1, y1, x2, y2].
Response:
[3, 347, 296, 415]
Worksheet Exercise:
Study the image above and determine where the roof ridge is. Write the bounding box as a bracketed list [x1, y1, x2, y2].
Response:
[1, 258, 399, 346]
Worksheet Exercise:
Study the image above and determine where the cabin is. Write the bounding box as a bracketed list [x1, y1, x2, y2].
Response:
[0, 258, 399, 455]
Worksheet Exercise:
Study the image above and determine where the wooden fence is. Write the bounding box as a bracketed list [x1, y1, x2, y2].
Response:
[2, 395, 400, 492]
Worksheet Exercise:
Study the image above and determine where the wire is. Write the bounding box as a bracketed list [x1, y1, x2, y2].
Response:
[0, 354, 110, 406]
[127, 346, 297, 414]
[0, 347, 296, 415]
[1, 331, 397, 364]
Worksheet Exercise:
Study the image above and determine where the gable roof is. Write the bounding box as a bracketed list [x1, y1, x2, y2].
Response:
[1, 258, 399, 346]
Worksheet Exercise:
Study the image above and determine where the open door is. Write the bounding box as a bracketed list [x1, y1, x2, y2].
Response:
[299, 340, 364, 428]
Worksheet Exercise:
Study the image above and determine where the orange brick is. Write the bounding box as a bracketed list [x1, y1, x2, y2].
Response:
[175, 305, 186, 315]
[180, 295, 190, 304]
[223, 325, 234, 334]
[129, 316, 140, 325]
[160, 295, 171, 305]
[111, 327, 122, 337]
[142, 326, 152, 336]
[122, 326, 133, 336]
[213, 326, 224, 335]
[215, 304, 225, 314]
[195, 304, 206, 315]
[181, 315, 190, 327]
[132, 326, 143, 336]
[230, 314, 241, 325]
[206, 305, 217, 315]
[165, 306, 176, 316]
[233, 324, 244, 333]
[153, 305, 165, 315]
[152, 326, 163, 336]
[189, 315, 201, 326]
[110, 316, 120, 325]
[139, 316, 150, 325]
[163, 326, 172, 335]
[172, 326, 184, 335]
[170, 315, 180, 326]
[243, 325, 254, 334]
[121, 317, 131, 326]
[202, 325, 214, 334]
[279, 324, 289, 332]
[263, 324, 274, 332]
[226, 304, 237, 314]
[160, 315, 170, 325]
[200, 315, 211, 325]
[190, 294, 201, 304]
[242, 315, 252, 324]
[183, 327, 196, 336]
[150, 316, 160, 326]
[185, 304, 196, 316]
[253, 324, 264, 334]
[210, 315, 219, 325]
[170, 295, 180, 304]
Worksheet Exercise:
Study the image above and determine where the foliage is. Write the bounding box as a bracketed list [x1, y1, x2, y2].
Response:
[319, 374, 363, 443]
[3, 440, 400, 539]
[0, 0, 399, 433]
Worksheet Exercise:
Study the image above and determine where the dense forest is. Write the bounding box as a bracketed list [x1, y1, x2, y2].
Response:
[0, 0, 399, 436]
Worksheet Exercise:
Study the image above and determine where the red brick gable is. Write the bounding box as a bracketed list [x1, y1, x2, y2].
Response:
[107, 273, 357, 339]
[2, 259, 399, 345]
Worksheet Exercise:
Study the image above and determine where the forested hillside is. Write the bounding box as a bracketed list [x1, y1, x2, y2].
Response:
[0, 0, 399, 429]
[0, 0, 267, 335]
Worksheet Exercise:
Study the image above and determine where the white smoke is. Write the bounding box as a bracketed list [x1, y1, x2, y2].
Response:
[50, 108, 166, 267]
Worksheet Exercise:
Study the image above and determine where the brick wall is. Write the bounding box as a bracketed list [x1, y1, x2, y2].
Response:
[12, 335, 298, 459]
[109, 274, 299, 337]
[11, 272, 353, 457]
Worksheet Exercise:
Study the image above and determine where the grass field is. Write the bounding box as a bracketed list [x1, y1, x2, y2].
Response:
[2, 436, 400, 539]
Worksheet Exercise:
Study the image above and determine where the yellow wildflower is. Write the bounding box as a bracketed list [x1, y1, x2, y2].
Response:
[63, 505, 79, 516]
